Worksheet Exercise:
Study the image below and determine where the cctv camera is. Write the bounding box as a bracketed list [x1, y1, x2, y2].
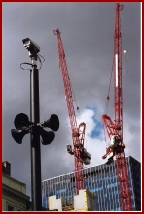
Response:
[22, 38, 40, 56]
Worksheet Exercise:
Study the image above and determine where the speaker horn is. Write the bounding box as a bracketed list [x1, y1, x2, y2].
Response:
[14, 113, 32, 130]
[11, 128, 29, 144]
[42, 114, 59, 131]
[40, 129, 55, 145]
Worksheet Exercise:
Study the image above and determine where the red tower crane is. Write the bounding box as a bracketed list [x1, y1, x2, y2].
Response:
[102, 3, 132, 211]
[54, 29, 91, 194]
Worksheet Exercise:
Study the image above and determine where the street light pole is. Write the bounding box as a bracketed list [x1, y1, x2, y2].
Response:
[30, 58, 42, 211]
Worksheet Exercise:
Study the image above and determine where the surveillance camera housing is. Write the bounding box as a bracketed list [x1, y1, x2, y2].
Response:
[22, 38, 40, 56]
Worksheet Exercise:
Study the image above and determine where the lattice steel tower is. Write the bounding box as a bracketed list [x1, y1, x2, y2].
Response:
[102, 3, 132, 211]
[54, 29, 91, 194]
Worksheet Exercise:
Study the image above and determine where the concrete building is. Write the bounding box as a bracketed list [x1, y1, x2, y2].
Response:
[2, 161, 30, 211]
[42, 156, 141, 211]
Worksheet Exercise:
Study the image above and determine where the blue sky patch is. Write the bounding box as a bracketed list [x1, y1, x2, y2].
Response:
[86, 106, 103, 139]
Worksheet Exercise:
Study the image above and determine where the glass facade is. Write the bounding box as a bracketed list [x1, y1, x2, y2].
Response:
[42, 156, 141, 211]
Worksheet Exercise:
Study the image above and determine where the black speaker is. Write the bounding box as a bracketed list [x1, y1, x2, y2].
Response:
[11, 129, 29, 144]
[40, 129, 55, 145]
[14, 113, 31, 130]
[42, 114, 59, 131]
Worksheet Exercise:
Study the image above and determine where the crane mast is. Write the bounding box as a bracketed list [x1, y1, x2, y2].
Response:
[102, 3, 132, 211]
[54, 29, 91, 194]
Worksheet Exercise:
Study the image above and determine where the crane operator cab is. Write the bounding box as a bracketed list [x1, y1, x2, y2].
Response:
[109, 135, 120, 149]
[105, 135, 120, 165]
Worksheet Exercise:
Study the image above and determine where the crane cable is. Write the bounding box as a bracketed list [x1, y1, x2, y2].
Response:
[58, 52, 80, 116]
[58, 61, 80, 114]
[71, 86, 79, 111]
[103, 50, 128, 145]
[103, 57, 114, 145]
[58, 57, 86, 150]
[104, 57, 114, 114]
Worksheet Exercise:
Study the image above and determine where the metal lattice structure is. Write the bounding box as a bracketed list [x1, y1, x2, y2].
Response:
[54, 29, 91, 194]
[102, 3, 132, 211]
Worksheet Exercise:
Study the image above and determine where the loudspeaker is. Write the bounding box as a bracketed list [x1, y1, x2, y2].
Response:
[11, 129, 29, 144]
[41, 129, 55, 145]
[14, 113, 31, 130]
[42, 114, 59, 131]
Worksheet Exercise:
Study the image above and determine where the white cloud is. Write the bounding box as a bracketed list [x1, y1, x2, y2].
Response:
[77, 108, 95, 136]
[76, 108, 106, 166]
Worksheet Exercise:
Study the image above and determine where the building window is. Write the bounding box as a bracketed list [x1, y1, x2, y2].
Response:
[8, 205, 14, 211]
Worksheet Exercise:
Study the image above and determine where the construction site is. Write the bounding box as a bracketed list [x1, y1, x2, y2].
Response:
[41, 3, 141, 211]
[2, 2, 141, 212]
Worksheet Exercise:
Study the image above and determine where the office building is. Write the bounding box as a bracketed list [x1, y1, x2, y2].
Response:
[42, 156, 141, 211]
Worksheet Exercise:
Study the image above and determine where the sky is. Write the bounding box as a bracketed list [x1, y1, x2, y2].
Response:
[2, 2, 141, 199]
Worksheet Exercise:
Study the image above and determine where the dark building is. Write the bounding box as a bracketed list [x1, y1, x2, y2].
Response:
[42, 156, 141, 211]
[2, 161, 30, 211]
[2, 161, 11, 176]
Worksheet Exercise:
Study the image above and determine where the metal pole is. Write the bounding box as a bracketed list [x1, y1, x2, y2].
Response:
[30, 61, 42, 211]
